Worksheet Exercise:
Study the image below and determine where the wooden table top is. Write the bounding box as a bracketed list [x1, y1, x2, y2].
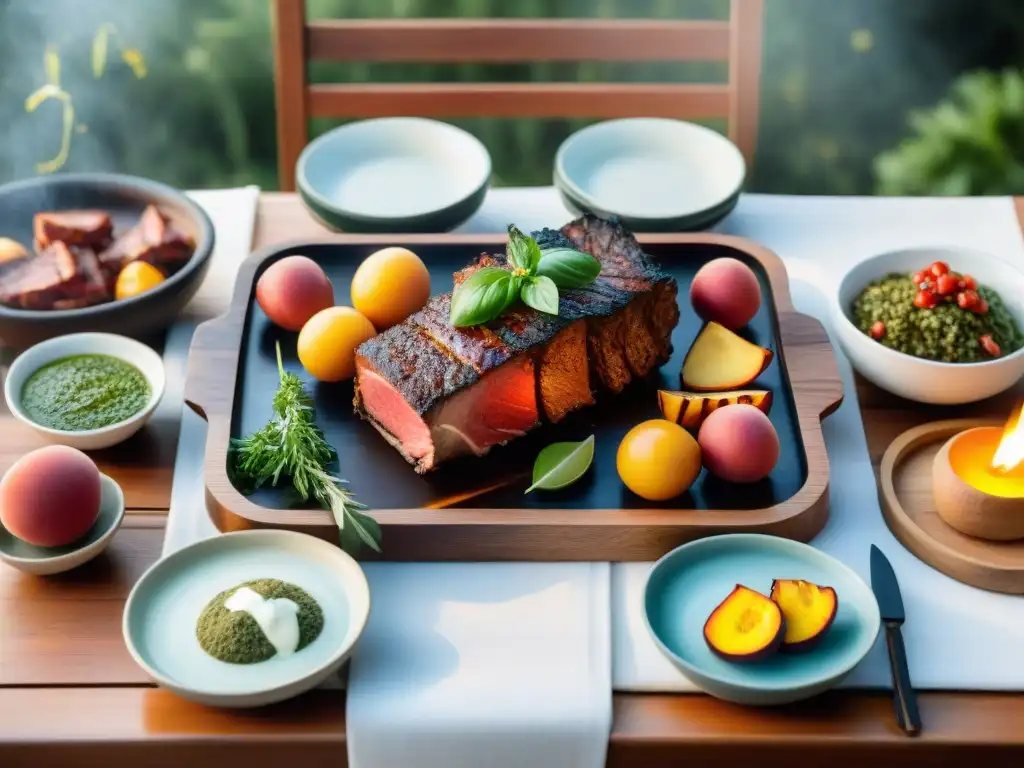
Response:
[3, 193, 1024, 767]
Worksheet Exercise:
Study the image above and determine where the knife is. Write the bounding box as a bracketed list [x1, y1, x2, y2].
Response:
[870, 544, 921, 736]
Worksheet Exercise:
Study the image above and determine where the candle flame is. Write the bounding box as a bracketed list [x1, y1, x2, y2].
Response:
[991, 400, 1024, 473]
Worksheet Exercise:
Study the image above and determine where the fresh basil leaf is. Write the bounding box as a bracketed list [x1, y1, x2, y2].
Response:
[521, 275, 559, 315]
[525, 435, 595, 493]
[507, 224, 531, 272]
[536, 247, 602, 289]
[450, 267, 518, 326]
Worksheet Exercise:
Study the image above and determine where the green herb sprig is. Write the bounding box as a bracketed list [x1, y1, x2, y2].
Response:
[229, 342, 382, 556]
[449, 225, 601, 327]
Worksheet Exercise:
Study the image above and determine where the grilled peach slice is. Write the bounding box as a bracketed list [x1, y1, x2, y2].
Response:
[658, 389, 773, 430]
[682, 322, 773, 391]
[703, 585, 785, 663]
[769, 579, 838, 653]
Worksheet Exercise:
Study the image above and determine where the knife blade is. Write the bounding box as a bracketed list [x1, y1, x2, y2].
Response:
[870, 545, 921, 736]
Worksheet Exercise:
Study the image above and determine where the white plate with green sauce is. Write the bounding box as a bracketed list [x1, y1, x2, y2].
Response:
[122, 529, 371, 708]
[4, 332, 165, 450]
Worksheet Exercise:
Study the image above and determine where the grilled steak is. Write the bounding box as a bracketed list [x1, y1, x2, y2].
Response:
[354, 216, 680, 472]
[0, 242, 111, 309]
[34, 210, 114, 252]
[99, 205, 195, 278]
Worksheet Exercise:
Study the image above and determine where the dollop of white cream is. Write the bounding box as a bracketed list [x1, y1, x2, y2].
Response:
[224, 586, 300, 658]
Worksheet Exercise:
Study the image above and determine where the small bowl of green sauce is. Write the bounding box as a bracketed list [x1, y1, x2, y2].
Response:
[4, 332, 166, 450]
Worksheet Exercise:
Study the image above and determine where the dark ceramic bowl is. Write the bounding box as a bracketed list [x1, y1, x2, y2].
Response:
[296, 118, 491, 234]
[0, 173, 214, 349]
[554, 118, 745, 232]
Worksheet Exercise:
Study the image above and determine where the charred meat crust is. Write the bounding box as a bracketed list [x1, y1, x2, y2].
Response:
[353, 216, 679, 468]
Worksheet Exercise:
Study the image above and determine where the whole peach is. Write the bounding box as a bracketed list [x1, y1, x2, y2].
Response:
[698, 404, 779, 483]
[690, 257, 762, 330]
[256, 255, 335, 331]
[0, 446, 102, 547]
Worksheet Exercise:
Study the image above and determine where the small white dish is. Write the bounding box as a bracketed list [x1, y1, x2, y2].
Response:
[0, 473, 125, 575]
[554, 118, 745, 231]
[4, 332, 166, 450]
[123, 530, 371, 708]
[832, 246, 1024, 404]
[297, 117, 492, 233]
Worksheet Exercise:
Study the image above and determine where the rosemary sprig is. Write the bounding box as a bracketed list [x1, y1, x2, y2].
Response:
[229, 342, 382, 556]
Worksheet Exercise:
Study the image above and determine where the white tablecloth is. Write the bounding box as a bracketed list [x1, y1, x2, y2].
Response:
[166, 188, 1024, 768]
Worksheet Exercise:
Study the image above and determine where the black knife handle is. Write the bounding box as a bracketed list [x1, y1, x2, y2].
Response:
[885, 621, 921, 735]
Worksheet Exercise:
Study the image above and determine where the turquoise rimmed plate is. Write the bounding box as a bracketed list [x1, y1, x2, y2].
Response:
[644, 534, 880, 705]
[123, 530, 370, 708]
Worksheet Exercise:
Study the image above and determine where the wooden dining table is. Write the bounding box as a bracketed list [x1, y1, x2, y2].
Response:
[3, 194, 1024, 768]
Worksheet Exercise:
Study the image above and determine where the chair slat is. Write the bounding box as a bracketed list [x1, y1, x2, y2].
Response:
[307, 19, 731, 63]
[308, 82, 731, 120]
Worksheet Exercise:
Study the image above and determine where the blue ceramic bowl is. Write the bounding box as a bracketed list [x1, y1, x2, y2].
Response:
[644, 534, 880, 705]
[554, 118, 745, 232]
[297, 118, 491, 233]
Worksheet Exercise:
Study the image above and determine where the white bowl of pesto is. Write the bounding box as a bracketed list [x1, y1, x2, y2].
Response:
[4, 332, 166, 450]
[122, 529, 371, 708]
[833, 246, 1024, 404]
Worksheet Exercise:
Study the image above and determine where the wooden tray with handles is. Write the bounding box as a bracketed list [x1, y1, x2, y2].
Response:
[184, 231, 844, 561]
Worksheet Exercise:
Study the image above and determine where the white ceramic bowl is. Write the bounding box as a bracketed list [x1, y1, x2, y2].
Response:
[297, 117, 492, 233]
[4, 332, 166, 450]
[0, 473, 125, 576]
[833, 246, 1024, 404]
[123, 530, 371, 708]
[554, 118, 745, 231]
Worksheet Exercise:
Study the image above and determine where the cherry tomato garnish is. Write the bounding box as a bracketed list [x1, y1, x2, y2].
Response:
[869, 321, 886, 340]
[936, 273, 959, 295]
[914, 291, 935, 309]
[913, 271, 928, 285]
[975, 298, 989, 315]
[929, 261, 950, 277]
[980, 335, 1001, 357]
[957, 290, 979, 310]
[961, 274, 976, 290]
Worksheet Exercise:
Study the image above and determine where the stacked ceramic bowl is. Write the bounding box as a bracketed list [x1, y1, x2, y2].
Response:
[554, 118, 746, 232]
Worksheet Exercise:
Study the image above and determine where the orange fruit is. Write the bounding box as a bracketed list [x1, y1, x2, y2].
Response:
[616, 419, 702, 501]
[351, 247, 431, 330]
[298, 306, 377, 382]
[115, 261, 165, 300]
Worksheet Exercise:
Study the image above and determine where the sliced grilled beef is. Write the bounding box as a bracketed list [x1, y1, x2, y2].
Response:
[353, 216, 679, 472]
[99, 205, 195, 278]
[0, 242, 83, 309]
[34, 210, 113, 252]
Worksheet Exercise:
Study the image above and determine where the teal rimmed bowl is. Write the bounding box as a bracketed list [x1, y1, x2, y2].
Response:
[643, 534, 880, 705]
[297, 117, 491, 233]
[554, 118, 745, 232]
[123, 530, 371, 708]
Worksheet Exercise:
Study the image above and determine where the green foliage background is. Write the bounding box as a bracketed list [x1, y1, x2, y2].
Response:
[0, 0, 1023, 194]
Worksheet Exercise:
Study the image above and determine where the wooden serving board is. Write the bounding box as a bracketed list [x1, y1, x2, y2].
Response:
[880, 418, 1024, 594]
[184, 232, 843, 561]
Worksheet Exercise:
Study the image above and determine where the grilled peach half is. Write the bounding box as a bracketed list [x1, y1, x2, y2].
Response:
[769, 579, 838, 653]
[657, 389, 773, 430]
[703, 585, 785, 663]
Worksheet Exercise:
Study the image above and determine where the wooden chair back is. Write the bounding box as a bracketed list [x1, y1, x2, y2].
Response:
[272, 0, 764, 192]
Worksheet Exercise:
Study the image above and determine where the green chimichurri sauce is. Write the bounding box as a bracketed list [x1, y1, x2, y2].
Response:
[20, 354, 151, 432]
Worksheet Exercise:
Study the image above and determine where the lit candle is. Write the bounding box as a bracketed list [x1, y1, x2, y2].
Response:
[932, 401, 1024, 541]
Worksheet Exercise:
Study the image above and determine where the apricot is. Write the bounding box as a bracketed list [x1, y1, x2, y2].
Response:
[616, 419, 702, 501]
[115, 261, 165, 300]
[698, 404, 779, 483]
[351, 247, 431, 330]
[681, 322, 773, 391]
[769, 579, 838, 653]
[0, 446, 101, 548]
[690, 257, 762, 330]
[0, 237, 29, 263]
[704, 585, 785, 663]
[256, 255, 335, 331]
[298, 306, 377, 382]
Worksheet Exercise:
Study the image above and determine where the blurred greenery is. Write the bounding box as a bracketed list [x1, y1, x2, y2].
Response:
[0, 0, 1023, 194]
